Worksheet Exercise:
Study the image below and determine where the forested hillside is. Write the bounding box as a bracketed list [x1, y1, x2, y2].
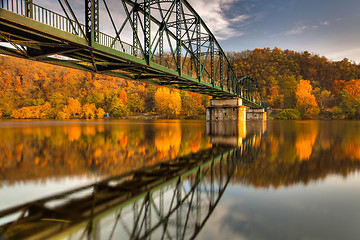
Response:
[228, 48, 360, 119]
[0, 55, 209, 119]
[1, 47, 360, 119]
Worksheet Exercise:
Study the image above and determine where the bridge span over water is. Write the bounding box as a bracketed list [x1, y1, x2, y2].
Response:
[0, 0, 264, 109]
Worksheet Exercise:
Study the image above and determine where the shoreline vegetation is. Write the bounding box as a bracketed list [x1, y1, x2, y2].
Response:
[1, 47, 360, 120]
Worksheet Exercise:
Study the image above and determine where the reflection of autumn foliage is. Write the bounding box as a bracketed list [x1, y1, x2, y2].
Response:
[189, 132, 202, 153]
[0, 121, 210, 186]
[343, 141, 360, 160]
[155, 122, 182, 159]
[295, 122, 318, 161]
[233, 121, 360, 188]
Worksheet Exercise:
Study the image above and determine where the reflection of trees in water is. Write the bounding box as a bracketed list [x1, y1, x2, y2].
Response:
[295, 122, 318, 161]
[154, 122, 182, 159]
[0, 121, 211, 185]
[0, 145, 238, 240]
[233, 121, 360, 188]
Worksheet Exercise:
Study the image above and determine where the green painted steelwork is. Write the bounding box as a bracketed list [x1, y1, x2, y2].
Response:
[0, 0, 264, 108]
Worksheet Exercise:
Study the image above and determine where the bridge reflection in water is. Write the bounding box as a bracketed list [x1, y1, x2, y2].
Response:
[0, 122, 266, 240]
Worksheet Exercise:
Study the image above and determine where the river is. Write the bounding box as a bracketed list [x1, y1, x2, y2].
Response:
[0, 120, 360, 239]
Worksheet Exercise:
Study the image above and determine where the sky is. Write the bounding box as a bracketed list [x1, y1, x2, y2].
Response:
[188, 0, 360, 63]
[35, 0, 360, 63]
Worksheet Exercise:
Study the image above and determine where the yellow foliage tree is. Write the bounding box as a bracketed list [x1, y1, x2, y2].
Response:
[296, 80, 320, 118]
[155, 87, 181, 117]
[96, 107, 105, 119]
[81, 103, 97, 119]
[58, 98, 82, 119]
[67, 98, 81, 117]
[12, 102, 53, 119]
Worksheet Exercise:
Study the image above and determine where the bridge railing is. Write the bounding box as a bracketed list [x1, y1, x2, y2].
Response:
[1, 0, 142, 57]
[1, 0, 86, 36]
[97, 31, 140, 57]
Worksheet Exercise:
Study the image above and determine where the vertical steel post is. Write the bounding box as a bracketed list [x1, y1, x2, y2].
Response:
[176, 0, 182, 75]
[228, 75, 231, 92]
[144, 0, 150, 64]
[86, 0, 99, 45]
[196, 18, 201, 82]
[159, 30, 163, 65]
[219, 54, 223, 89]
[25, 0, 33, 18]
[133, 2, 138, 57]
[210, 37, 215, 86]
[247, 79, 250, 100]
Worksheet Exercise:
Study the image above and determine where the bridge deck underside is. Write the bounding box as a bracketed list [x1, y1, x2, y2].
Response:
[0, 8, 261, 108]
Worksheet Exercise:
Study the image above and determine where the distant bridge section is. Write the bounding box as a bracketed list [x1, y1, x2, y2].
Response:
[0, 0, 264, 108]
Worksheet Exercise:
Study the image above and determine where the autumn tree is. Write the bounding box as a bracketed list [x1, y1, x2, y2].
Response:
[296, 80, 320, 118]
[180, 91, 202, 117]
[267, 86, 281, 108]
[12, 102, 54, 119]
[155, 87, 181, 118]
[127, 93, 144, 114]
[110, 96, 129, 117]
[314, 88, 334, 108]
[81, 103, 97, 119]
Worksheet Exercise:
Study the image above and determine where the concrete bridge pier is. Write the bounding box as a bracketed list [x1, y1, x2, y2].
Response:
[206, 99, 246, 121]
[247, 108, 267, 121]
[206, 98, 266, 121]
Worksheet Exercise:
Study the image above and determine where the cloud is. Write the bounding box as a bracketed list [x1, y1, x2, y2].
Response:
[188, 0, 248, 40]
[285, 19, 329, 36]
[285, 25, 309, 35]
[231, 14, 251, 23]
[326, 48, 360, 63]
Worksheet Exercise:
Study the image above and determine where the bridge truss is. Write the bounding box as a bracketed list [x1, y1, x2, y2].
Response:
[0, 0, 263, 108]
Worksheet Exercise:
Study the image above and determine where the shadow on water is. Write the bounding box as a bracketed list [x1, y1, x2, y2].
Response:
[0, 121, 265, 240]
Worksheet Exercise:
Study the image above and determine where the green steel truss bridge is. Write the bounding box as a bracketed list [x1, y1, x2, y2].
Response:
[0, 135, 262, 240]
[0, 0, 263, 108]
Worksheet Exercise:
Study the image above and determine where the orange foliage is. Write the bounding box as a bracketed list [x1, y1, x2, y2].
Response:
[267, 86, 279, 107]
[344, 79, 360, 96]
[81, 103, 97, 119]
[11, 102, 53, 119]
[189, 132, 202, 153]
[343, 141, 360, 160]
[119, 91, 128, 104]
[65, 126, 82, 142]
[155, 87, 181, 117]
[295, 123, 318, 161]
[155, 123, 182, 159]
[296, 80, 319, 118]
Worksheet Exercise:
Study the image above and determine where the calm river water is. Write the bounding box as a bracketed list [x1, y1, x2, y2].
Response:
[0, 120, 360, 239]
